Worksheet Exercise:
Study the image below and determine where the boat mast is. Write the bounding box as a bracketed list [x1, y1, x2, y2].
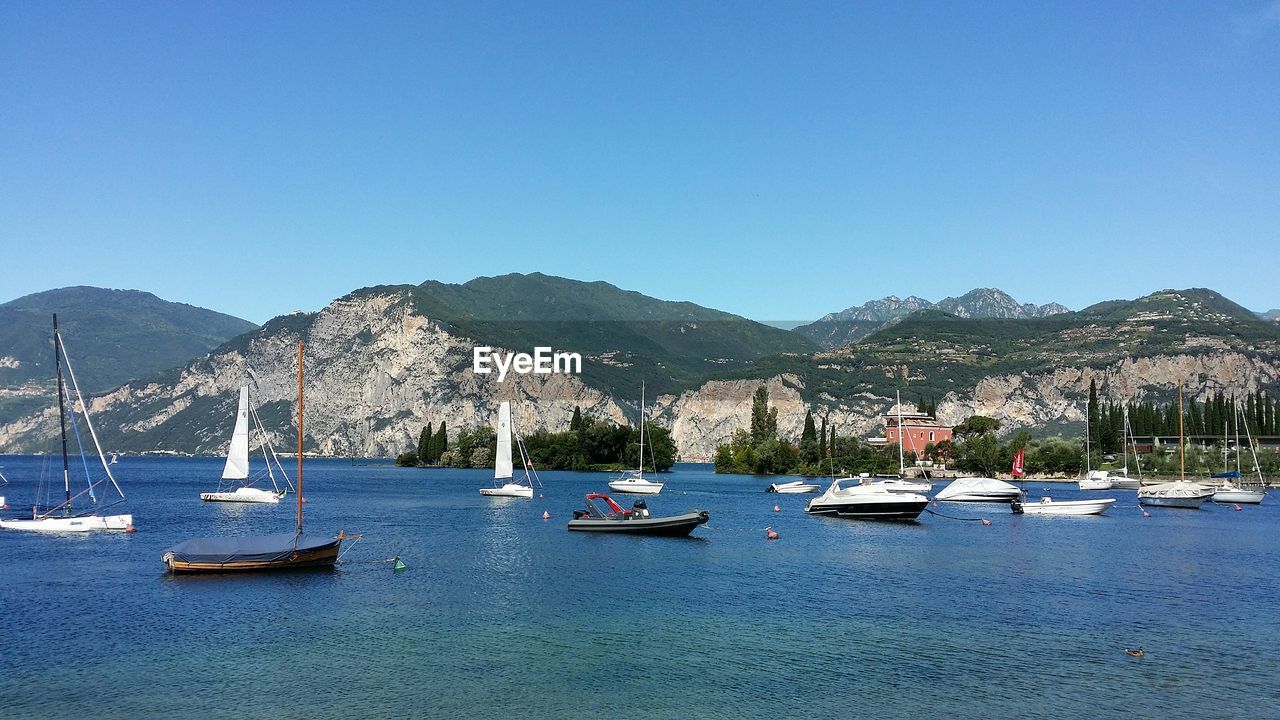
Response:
[1085, 405, 1091, 475]
[638, 381, 645, 477]
[896, 390, 905, 475]
[53, 314, 71, 513]
[1178, 384, 1184, 482]
[297, 342, 304, 535]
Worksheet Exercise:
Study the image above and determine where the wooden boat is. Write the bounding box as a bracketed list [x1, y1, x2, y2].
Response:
[568, 494, 707, 536]
[1138, 386, 1210, 509]
[163, 343, 344, 574]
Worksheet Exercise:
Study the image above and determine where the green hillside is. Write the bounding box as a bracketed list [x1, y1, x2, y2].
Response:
[0, 287, 257, 417]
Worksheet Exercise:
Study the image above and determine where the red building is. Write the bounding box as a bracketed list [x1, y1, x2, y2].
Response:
[884, 411, 952, 459]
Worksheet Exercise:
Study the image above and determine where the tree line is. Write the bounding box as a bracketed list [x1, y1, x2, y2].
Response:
[397, 406, 675, 472]
[1087, 380, 1278, 454]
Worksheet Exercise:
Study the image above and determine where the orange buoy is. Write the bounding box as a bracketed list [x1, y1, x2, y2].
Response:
[124, 524, 137, 533]
[981, 518, 992, 526]
[542, 510, 551, 520]
[765, 527, 779, 540]
[773, 505, 780, 513]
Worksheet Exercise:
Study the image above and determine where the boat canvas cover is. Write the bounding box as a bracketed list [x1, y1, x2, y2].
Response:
[165, 532, 336, 564]
[936, 477, 1019, 499]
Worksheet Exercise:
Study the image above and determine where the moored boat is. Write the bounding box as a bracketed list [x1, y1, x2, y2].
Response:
[607, 383, 665, 495]
[935, 477, 1021, 503]
[805, 477, 928, 520]
[200, 386, 291, 503]
[480, 401, 540, 499]
[765, 480, 821, 494]
[1012, 496, 1117, 515]
[567, 495, 707, 536]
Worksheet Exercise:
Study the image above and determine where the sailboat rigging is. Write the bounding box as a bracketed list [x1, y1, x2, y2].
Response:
[480, 401, 542, 498]
[163, 342, 344, 573]
[608, 382, 665, 495]
[199, 386, 294, 503]
[0, 314, 132, 533]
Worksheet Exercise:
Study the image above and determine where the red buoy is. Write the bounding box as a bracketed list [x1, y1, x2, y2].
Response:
[1234, 504, 1243, 512]
[1142, 511, 1151, 518]
[542, 510, 551, 520]
[124, 524, 137, 533]
[765, 527, 779, 540]
[981, 518, 992, 526]
[773, 505, 780, 513]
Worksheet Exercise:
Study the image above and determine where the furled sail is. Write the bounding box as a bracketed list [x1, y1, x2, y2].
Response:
[495, 401, 513, 480]
[221, 386, 251, 480]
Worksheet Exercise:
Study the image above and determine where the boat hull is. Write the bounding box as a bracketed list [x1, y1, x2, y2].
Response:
[1014, 498, 1116, 516]
[163, 534, 342, 574]
[568, 510, 708, 536]
[0, 513, 132, 532]
[607, 480, 664, 495]
[1138, 495, 1206, 509]
[1108, 478, 1141, 490]
[480, 483, 534, 499]
[766, 482, 820, 494]
[1210, 489, 1265, 504]
[806, 499, 928, 520]
[200, 487, 281, 503]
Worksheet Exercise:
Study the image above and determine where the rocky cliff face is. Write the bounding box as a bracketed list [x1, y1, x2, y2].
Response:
[649, 351, 1280, 458]
[0, 289, 628, 456]
[2, 286, 1277, 463]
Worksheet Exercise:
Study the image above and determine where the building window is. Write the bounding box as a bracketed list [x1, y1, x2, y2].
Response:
[930, 431, 935, 441]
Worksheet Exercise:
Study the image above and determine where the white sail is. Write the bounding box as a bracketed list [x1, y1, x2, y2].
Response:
[495, 401, 513, 480]
[221, 387, 251, 480]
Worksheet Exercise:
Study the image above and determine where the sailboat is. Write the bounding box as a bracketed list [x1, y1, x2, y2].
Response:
[1078, 407, 1112, 490]
[200, 386, 293, 503]
[0, 315, 132, 533]
[608, 383, 664, 495]
[1210, 402, 1266, 504]
[869, 391, 933, 494]
[1106, 404, 1143, 490]
[162, 343, 344, 573]
[480, 401, 541, 498]
[1138, 385, 1213, 509]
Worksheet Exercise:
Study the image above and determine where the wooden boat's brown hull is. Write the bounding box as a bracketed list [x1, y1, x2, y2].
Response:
[164, 539, 341, 574]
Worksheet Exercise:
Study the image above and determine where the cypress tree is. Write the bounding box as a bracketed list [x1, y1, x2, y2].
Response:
[819, 414, 828, 457]
[434, 421, 448, 460]
[800, 411, 819, 464]
[570, 406, 583, 432]
[1087, 380, 1101, 452]
[916, 396, 927, 413]
[750, 386, 770, 446]
[418, 423, 433, 465]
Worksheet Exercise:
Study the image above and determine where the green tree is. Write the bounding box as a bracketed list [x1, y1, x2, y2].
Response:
[750, 386, 778, 446]
[395, 451, 419, 467]
[953, 415, 1001, 438]
[433, 421, 448, 461]
[1087, 379, 1101, 452]
[799, 410, 819, 465]
[570, 406, 583, 432]
[418, 423, 433, 465]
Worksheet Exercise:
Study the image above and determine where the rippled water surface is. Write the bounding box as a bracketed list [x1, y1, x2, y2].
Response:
[2, 457, 1277, 719]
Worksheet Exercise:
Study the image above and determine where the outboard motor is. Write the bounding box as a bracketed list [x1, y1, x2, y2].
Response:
[1010, 498, 1024, 514]
[632, 499, 650, 518]
[572, 510, 586, 520]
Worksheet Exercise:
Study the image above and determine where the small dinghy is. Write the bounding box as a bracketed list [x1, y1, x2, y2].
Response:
[765, 481, 820, 494]
[1012, 496, 1117, 516]
[567, 494, 708, 536]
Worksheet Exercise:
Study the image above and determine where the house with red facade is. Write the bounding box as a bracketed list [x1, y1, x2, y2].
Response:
[867, 408, 952, 460]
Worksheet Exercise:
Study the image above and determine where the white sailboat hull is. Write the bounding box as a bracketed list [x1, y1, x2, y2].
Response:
[1211, 488, 1265, 504]
[0, 513, 132, 532]
[1016, 498, 1116, 515]
[1108, 477, 1141, 489]
[480, 483, 534, 499]
[200, 487, 282, 503]
[608, 479, 664, 495]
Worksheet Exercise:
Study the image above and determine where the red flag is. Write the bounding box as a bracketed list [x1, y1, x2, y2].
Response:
[1011, 449, 1025, 478]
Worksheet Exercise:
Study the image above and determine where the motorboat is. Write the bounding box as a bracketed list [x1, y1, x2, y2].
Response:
[765, 480, 821, 494]
[935, 477, 1021, 503]
[567, 495, 707, 536]
[805, 477, 928, 520]
[1078, 470, 1113, 491]
[1137, 480, 1213, 509]
[1012, 495, 1117, 516]
[869, 476, 933, 494]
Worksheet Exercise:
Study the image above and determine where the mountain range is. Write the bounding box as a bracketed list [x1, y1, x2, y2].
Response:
[794, 288, 1070, 348]
[0, 278, 1276, 460]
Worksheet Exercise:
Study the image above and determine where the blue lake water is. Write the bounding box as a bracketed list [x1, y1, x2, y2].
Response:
[1, 456, 1277, 719]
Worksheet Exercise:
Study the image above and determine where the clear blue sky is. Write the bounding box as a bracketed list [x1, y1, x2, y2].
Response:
[3, 2, 1278, 324]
